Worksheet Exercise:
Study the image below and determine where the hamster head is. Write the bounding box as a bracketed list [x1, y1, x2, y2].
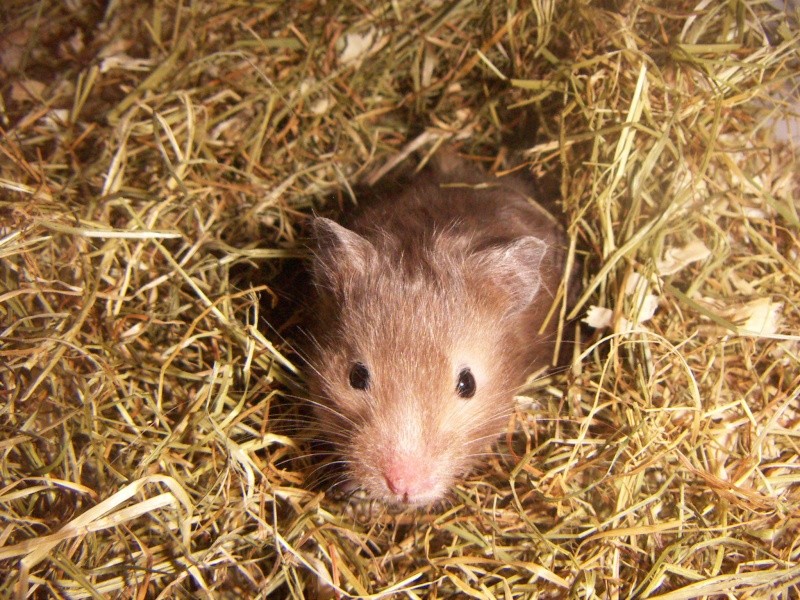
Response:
[308, 217, 549, 506]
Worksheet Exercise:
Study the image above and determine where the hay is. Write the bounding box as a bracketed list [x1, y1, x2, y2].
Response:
[1, 0, 799, 597]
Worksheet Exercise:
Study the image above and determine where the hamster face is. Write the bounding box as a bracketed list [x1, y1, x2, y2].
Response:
[310, 272, 517, 505]
[307, 218, 546, 505]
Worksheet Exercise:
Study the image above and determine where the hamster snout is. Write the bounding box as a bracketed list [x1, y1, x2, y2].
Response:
[307, 156, 570, 506]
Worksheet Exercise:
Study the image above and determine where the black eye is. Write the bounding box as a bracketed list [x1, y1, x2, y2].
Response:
[349, 362, 370, 390]
[456, 368, 476, 399]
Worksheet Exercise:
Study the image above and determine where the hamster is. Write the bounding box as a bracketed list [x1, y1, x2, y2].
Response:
[306, 153, 571, 506]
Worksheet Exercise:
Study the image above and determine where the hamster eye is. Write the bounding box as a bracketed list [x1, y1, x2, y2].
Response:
[349, 362, 370, 390]
[455, 368, 476, 399]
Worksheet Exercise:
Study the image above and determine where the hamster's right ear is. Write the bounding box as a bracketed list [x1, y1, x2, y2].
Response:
[311, 217, 374, 289]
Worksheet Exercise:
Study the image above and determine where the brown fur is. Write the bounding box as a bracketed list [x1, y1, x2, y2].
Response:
[307, 155, 570, 505]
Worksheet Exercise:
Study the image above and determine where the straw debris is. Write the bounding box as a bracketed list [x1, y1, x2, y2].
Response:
[1, 0, 798, 597]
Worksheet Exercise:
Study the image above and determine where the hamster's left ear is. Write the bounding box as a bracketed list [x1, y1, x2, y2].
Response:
[310, 217, 375, 292]
[476, 236, 548, 310]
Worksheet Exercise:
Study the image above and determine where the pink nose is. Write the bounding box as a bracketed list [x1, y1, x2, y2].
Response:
[383, 455, 435, 502]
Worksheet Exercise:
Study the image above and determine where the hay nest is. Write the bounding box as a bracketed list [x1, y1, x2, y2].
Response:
[1, 0, 799, 597]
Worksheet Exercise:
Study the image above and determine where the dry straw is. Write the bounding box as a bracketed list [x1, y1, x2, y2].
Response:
[1, 0, 799, 598]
